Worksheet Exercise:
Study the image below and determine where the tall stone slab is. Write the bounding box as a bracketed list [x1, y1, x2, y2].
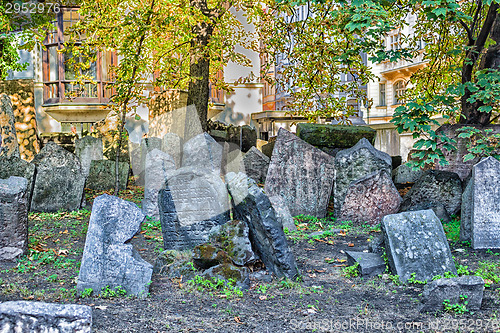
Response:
[77, 194, 152, 297]
[181, 133, 223, 174]
[240, 146, 269, 184]
[0, 155, 36, 210]
[399, 170, 462, 216]
[339, 170, 402, 226]
[382, 210, 457, 283]
[0, 176, 28, 261]
[158, 167, 230, 250]
[264, 128, 335, 218]
[334, 137, 392, 216]
[31, 142, 85, 212]
[460, 157, 500, 249]
[226, 172, 299, 279]
[142, 149, 176, 219]
[74, 136, 103, 178]
[0, 94, 19, 158]
[161, 132, 182, 167]
[131, 137, 162, 186]
[86, 160, 129, 192]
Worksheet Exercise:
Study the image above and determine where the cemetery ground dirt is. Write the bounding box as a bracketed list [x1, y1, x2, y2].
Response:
[0, 188, 499, 332]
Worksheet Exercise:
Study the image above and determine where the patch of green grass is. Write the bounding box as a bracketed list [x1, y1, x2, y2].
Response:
[186, 275, 243, 298]
[342, 262, 360, 278]
[407, 272, 427, 285]
[475, 261, 500, 287]
[100, 285, 127, 298]
[443, 217, 461, 243]
[443, 295, 469, 315]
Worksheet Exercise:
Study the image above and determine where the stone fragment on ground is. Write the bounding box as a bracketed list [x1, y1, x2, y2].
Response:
[181, 132, 223, 174]
[399, 170, 462, 216]
[86, 159, 130, 191]
[345, 251, 386, 278]
[460, 157, 500, 248]
[269, 195, 297, 232]
[241, 146, 269, 184]
[0, 301, 92, 333]
[382, 209, 457, 283]
[158, 166, 230, 250]
[74, 135, 103, 178]
[226, 172, 299, 280]
[153, 250, 197, 282]
[334, 137, 392, 216]
[338, 169, 402, 226]
[0, 176, 28, 261]
[420, 276, 484, 312]
[77, 194, 152, 297]
[392, 163, 425, 184]
[264, 128, 335, 218]
[0, 155, 36, 210]
[201, 263, 250, 290]
[31, 142, 85, 212]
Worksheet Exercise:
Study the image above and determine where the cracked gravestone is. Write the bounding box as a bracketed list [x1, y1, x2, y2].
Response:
[240, 146, 269, 184]
[421, 276, 484, 312]
[226, 172, 299, 279]
[0, 155, 36, 210]
[86, 159, 129, 192]
[77, 194, 152, 297]
[182, 132, 223, 174]
[0, 94, 20, 159]
[30, 142, 85, 212]
[334, 137, 392, 216]
[0, 176, 28, 261]
[264, 128, 335, 218]
[158, 167, 230, 250]
[74, 136, 103, 178]
[382, 209, 457, 283]
[460, 157, 500, 248]
[338, 169, 402, 226]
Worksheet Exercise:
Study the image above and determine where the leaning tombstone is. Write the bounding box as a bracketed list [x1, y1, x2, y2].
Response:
[181, 132, 223, 174]
[264, 128, 335, 218]
[85, 159, 129, 192]
[226, 172, 299, 279]
[30, 142, 85, 212]
[460, 157, 500, 248]
[77, 194, 152, 297]
[0, 155, 36, 210]
[0, 176, 28, 261]
[161, 132, 182, 167]
[334, 137, 392, 216]
[142, 149, 176, 219]
[382, 210, 457, 283]
[74, 136, 103, 178]
[0, 94, 20, 158]
[241, 146, 269, 184]
[158, 167, 230, 250]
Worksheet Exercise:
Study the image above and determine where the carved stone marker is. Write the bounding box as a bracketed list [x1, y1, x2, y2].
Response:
[86, 160, 129, 191]
[241, 146, 269, 184]
[75, 136, 103, 178]
[142, 149, 176, 219]
[161, 132, 182, 167]
[264, 128, 335, 218]
[31, 142, 85, 212]
[226, 172, 299, 279]
[0, 94, 20, 159]
[77, 194, 152, 297]
[158, 167, 230, 250]
[0, 176, 28, 261]
[382, 210, 457, 283]
[334, 138, 392, 216]
[0, 155, 36, 210]
[339, 170, 402, 226]
[460, 157, 500, 248]
[0, 301, 92, 333]
[181, 132, 223, 174]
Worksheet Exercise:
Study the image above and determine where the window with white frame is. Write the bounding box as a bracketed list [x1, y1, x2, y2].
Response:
[379, 83, 386, 106]
[393, 80, 406, 104]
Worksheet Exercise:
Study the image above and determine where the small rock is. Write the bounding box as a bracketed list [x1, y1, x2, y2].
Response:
[201, 262, 250, 290]
[193, 243, 231, 269]
[345, 251, 386, 278]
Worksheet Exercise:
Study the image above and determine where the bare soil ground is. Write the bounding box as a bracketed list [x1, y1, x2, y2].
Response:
[0, 185, 499, 333]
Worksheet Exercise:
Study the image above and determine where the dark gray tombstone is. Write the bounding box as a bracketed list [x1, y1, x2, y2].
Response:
[264, 128, 335, 218]
[0, 155, 36, 210]
[240, 146, 269, 184]
[226, 172, 299, 280]
[338, 170, 402, 226]
[334, 137, 392, 216]
[77, 194, 152, 297]
[86, 160, 129, 192]
[161, 132, 182, 167]
[74, 136, 103, 178]
[142, 149, 176, 219]
[31, 142, 85, 212]
[158, 167, 230, 250]
[0, 301, 92, 333]
[460, 157, 500, 248]
[181, 132, 223, 174]
[0, 176, 28, 261]
[382, 210, 457, 283]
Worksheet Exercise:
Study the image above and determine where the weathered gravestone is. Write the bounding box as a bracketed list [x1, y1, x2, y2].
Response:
[181, 132, 223, 174]
[158, 167, 230, 250]
[86, 159, 129, 191]
[161, 132, 182, 167]
[392, 163, 425, 184]
[0, 155, 36, 210]
[74, 136, 103, 178]
[334, 137, 392, 216]
[77, 194, 152, 297]
[241, 146, 269, 184]
[0, 176, 28, 261]
[0, 94, 20, 159]
[399, 170, 462, 216]
[226, 172, 299, 279]
[0, 301, 92, 333]
[142, 149, 176, 219]
[264, 128, 335, 218]
[382, 210, 457, 283]
[460, 157, 500, 248]
[31, 142, 85, 212]
[339, 170, 402, 226]
[131, 137, 162, 186]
